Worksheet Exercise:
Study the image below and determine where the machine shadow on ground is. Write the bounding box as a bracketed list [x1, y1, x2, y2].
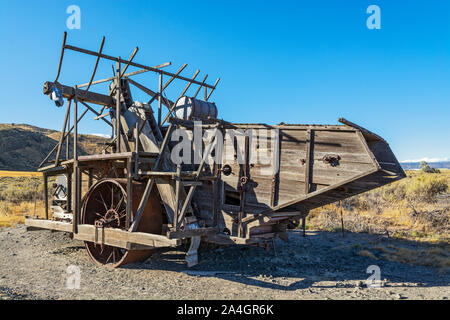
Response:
[119, 230, 450, 291]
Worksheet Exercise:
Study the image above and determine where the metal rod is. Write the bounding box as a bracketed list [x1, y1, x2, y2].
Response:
[85, 36, 105, 91]
[54, 32, 67, 82]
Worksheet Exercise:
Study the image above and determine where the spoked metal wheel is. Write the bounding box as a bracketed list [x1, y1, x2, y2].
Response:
[81, 178, 163, 267]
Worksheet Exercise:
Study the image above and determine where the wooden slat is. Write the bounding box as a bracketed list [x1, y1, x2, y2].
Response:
[24, 219, 180, 248]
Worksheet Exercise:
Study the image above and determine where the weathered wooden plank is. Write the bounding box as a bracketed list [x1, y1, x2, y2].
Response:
[44, 81, 114, 106]
[24, 218, 180, 248]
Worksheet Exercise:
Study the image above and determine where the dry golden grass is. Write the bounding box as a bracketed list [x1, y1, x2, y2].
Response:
[0, 201, 46, 228]
[358, 249, 378, 260]
[0, 171, 41, 177]
[370, 243, 450, 274]
[0, 171, 47, 228]
[307, 170, 449, 242]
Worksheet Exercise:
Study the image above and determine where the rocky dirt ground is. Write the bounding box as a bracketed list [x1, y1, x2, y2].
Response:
[0, 225, 448, 300]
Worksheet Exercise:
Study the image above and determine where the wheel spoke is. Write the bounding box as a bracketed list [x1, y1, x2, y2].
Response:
[115, 195, 125, 212]
[110, 185, 114, 209]
[106, 250, 113, 264]
[98, 192, 109, 211]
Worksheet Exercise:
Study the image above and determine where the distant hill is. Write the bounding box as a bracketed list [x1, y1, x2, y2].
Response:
[0, 123, 108, 171]
[400, 161, 450, 170]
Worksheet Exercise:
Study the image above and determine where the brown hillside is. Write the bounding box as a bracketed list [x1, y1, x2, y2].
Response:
[0, 123, 108, 171]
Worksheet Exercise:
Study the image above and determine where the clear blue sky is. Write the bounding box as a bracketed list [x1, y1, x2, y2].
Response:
[0, 0, 449, 162]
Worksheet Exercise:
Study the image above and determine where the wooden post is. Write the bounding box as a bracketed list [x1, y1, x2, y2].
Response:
[67, 170, 72, 213]
[43, 172, 48, 220]
[126, 157, 133, 229]
[115, 60, 121, 153]
[129, 123, 174, 232]
[238, 135, 249, 238]
[158, 73, 162, 127]
[340, 200, 345, 237]
[66, 107, 70, 160]
[88, 168, 93, 189]
[72, 86, 79, 234]
[55, 100, 71, 166]
[174, 164, 182, 230]
[303, 129, 312, 237]
[134, 121, 139, 179]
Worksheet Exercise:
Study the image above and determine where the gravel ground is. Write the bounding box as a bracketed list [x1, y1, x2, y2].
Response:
[0, 225, 448, 300]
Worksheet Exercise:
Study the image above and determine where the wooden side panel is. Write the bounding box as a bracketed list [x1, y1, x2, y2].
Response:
[276, 128, 375, 205]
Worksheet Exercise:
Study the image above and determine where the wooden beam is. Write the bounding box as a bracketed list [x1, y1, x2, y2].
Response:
[24, 219, 180, 248]
[176, 129, 218, 229]
[78, 62, 171, 88]
[167, 227, 218, 239]
[127, 78, 174, 108]
[242, 167, 379, 225]
[72, 86, 79, 234]
[79, 101, 112, 127]
[44, 81, 114, 106]
[193, 74, 208, 98]
[129, 123, 174, 232]
[64, 44, 214, 88]
[38, 108, 89, 169]
[206, 78, 220, 101]
[54, 100, 72, 166]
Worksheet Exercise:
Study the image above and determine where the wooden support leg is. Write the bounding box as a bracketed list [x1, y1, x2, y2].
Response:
[173, 164, 182, 230]
[186, 236, 200, 267]
[43, 173, 48, 220]
[67, 170, 72, 213]
[72, 86, 79, 234]
[126, 157, 133, 229]
[302, 217, 306, 237]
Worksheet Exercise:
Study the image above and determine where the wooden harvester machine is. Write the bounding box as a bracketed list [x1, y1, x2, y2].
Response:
[25, 33, 406, 267]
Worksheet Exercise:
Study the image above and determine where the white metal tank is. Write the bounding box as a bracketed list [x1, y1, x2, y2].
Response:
[174, 96, 218, 120]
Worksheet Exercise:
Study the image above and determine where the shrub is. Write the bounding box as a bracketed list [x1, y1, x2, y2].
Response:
[405, 174, 448, 203]
[420, 161, 440, 174]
